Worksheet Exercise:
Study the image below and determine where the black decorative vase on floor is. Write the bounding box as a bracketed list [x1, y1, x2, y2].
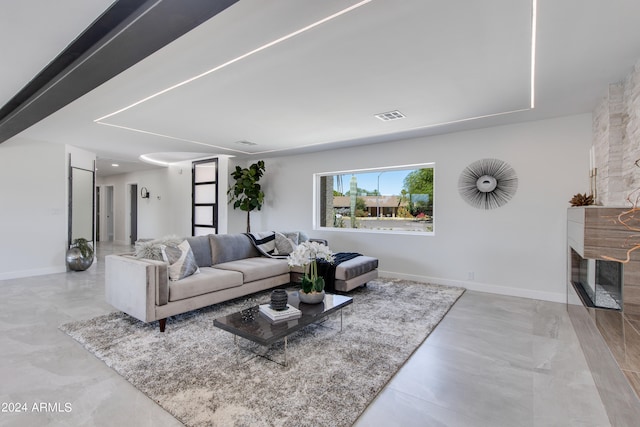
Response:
[270, 289, 288, 310]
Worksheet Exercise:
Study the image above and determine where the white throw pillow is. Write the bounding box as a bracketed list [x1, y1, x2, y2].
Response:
[161, 240, 200, 281]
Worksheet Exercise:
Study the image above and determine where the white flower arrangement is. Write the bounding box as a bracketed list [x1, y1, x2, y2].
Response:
[287, 241, 335, 293]
[287, 241, 334, 267]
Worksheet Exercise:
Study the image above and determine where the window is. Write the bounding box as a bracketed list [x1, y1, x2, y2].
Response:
[314, 163, 434, 234]
[192, 158, 218, 236]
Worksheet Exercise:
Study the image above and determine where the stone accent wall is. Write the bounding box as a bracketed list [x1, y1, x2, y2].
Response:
[594, 60, 640, 206]
[624, 61, 640, 195]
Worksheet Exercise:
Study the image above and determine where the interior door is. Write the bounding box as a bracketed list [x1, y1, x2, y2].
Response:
[96, 186, 101, 241]
[105, 186, 114, 242]
[130, 184, 138, 245]
[192, 159, 218, 236]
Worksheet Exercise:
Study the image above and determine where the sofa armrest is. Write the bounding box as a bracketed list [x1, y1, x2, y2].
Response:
[105, 254, 169, 323]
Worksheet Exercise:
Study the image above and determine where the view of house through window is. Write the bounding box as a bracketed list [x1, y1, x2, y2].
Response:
[315, 164, 434, 233]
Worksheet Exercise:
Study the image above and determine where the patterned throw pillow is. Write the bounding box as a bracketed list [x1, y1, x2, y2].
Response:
[161, 240, 200, 281]
[274, 232, 297, 256]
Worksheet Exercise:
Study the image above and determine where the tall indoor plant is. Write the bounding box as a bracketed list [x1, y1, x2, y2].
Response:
[228, 160, 265, 232]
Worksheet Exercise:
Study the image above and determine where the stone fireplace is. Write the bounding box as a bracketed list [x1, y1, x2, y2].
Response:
[567, 206, 640, 404]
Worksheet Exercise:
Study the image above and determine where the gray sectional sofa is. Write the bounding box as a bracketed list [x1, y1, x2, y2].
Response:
[106, 233, 292, 331]
[105, 231, 378, 331]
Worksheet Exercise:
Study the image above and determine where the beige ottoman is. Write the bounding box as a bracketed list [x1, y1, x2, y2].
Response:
[290, 255, 379, 293]
[334, 255, 378, 292]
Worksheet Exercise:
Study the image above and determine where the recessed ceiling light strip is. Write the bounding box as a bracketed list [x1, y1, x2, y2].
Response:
[95, 0, 373, 123]
[247, 107, 532, 155]
[530, 0, 537, 109]
[97, 121, 254, 155]
[139, 154, 170, 166]
[99, 105, 532, 157]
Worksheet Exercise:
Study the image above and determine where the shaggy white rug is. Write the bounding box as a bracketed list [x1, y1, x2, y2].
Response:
[60, 279, 464, 427]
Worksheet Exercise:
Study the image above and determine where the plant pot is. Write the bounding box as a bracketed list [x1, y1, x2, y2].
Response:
[66, 248, 93, 271]
[298, 290, 325, 304]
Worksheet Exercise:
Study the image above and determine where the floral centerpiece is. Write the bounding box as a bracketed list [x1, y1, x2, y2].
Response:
[287, 241, 335, 303]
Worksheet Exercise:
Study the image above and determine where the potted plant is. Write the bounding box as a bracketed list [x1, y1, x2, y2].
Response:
[66, 237, 94, 271]
[287, 241, 335, 303]
[228, 160, 265, 232]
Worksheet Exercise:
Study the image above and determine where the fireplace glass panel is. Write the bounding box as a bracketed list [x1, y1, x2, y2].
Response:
[571, 249, 622, 310]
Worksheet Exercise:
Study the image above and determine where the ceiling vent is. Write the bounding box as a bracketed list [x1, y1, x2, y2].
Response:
[374, 110, 406, 121]
[235, 140, 257, 146]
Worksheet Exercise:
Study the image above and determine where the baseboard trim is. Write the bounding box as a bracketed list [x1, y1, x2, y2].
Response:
[378, 270, 566, 304]
[0, 265, 67, 280]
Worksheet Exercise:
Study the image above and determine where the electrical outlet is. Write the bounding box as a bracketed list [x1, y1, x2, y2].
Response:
[467, 272, 474, 280]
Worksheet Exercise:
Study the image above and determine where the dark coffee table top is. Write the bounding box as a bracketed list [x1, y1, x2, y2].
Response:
[213, 292, 353, 346]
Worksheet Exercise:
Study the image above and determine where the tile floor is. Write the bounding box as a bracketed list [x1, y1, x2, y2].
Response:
[0, 242, 620, 426]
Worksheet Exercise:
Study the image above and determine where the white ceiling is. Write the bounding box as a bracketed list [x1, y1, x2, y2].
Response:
[3, 0, 640, 176]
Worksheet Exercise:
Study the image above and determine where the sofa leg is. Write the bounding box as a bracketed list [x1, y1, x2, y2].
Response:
[159, 318, 167, 332]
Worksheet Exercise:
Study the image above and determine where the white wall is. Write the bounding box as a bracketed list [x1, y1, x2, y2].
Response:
[0, 116, 589, 292]
[229, 114, 592, 302]
[97, 168, 174, 243]
[0, 138, 67, 279]
[96, 156, 230, 243]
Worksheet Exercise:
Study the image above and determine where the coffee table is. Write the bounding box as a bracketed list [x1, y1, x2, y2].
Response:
[213, 292, 353, 366]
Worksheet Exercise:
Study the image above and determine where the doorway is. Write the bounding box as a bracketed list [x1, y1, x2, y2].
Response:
[96, 186, 100, 241]
[129, 184, 138, 245]
[104, 185, 114, 242]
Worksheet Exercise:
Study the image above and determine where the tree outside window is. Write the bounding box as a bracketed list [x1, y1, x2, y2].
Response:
[316, 164, 434, 234]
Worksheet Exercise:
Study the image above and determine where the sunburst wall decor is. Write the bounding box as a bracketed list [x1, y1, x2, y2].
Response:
[458, 158, 518, 210]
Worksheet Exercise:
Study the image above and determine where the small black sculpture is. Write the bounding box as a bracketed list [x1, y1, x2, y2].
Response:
[270, 289, 288, 311]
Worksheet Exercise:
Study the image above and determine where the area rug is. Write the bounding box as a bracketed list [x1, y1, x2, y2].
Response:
[60, 279, 464, 427]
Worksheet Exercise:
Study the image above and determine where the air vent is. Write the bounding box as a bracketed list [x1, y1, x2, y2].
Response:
[235, 140, 257, 146]
[374, 110, 406, 121]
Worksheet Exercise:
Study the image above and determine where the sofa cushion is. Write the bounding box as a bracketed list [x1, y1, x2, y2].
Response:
[186, 235, 213, 267]
[214, 258, 289, 283]
[168, 267, 243, 302]
[161, 240, 200, 281]
[334, 256, 379, 281]
[210, 234, 259, 265]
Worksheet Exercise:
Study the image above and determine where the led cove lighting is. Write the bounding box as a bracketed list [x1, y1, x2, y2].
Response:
[99, 121, 253, 154]
[530, 0, 537, 109]
[139, 154, 170, 166]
